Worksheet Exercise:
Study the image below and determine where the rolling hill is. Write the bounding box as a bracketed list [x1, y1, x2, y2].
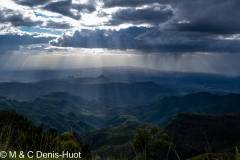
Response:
[0, 92, 117, 133]
[111, 92, 240, 127]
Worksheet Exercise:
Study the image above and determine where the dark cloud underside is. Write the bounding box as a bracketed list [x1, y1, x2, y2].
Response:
[104, 0, 240, 35]
[43, 0, 96, 20]
[72, 4, 96, 13]
[0, 8, 42, 27]
[103, 0, 157, 7]
[109, 6, 173, 25]
[161, 0, 240, 35]
[43, 0, 81, 20]
[12, 0, 49, 7]
[49, 27, 240, 53]
[45, 20, 73, 29]
[50, 27, 147, 49]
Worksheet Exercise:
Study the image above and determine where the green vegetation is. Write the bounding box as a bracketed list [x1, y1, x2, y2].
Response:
[0, 92, 113, 133]
[153, 112, 240, 159]
[103, 115, 140, 127]
[0, 109, 91, 159]
[2, 91, 240, 159]
[132, 128, 152, 159]
[85, 119, 155, 159]
[132, 127, 179, 160]
[236, 147, 240, 160]
[187, 153, 234, 160]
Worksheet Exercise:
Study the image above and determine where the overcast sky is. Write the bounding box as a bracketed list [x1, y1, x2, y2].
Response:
[0, 0, 240, 76]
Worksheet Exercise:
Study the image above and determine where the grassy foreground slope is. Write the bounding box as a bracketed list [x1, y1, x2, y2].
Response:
[155, 112, 240, 159]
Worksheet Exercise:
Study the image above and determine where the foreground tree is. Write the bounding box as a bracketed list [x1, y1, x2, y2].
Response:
[132, 126, 179, 160]
[133, 128, 152, 159]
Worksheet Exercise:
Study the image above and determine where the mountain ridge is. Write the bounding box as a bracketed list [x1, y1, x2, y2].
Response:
[110, 92, 240, 127]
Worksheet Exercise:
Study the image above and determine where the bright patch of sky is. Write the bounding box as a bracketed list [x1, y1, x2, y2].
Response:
[34, 12, 63, 19]
[20, 27, 62, 35]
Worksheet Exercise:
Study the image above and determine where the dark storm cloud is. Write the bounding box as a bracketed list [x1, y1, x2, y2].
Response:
[6, 0, 238, 55]
[0, 8, 42, 27]
[49, 27, 240, 54]
[103, 0, 156, 7]
[45, 20, 73, 29]
[43, 0, 96, 20]
[161, 0, 240, 35]
[72, 3, 96, 13]
[49, 27, 148, 49]
[96, 0, 240, 54]
[137, 38, 240, 53]
[12, 0, 49, 7]
[43, 0, 81, 20]
[109, 5, 173, 25]
[103, 0, 205, 7]
[10, 16, 42, 27]
[0, 34, 54, 55]
[104, 0, 240, 35]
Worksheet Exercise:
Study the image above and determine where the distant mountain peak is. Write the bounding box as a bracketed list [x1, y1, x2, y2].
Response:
[48, 91, 72, 97]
